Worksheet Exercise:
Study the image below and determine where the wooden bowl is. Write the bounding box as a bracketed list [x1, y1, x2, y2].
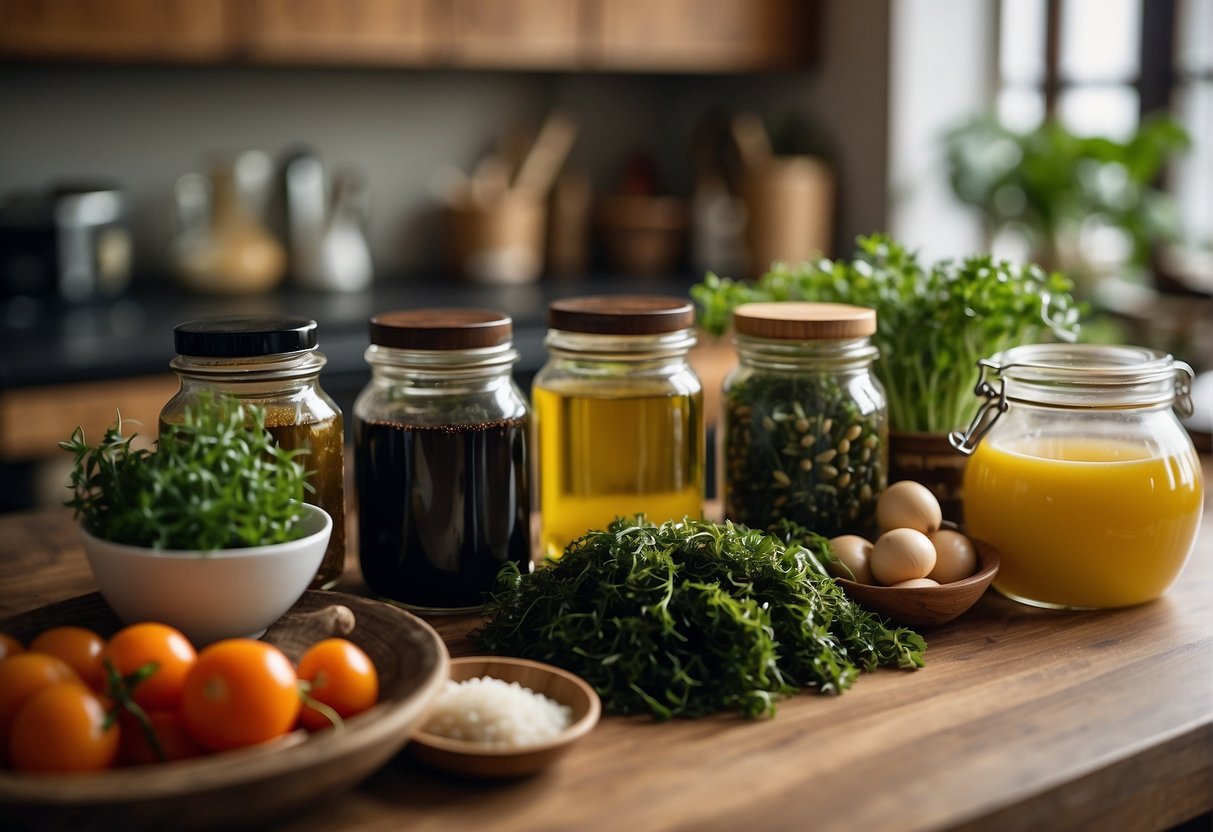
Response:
[409, 656, 601, 779]
[836, 539, 1000, 628]
[0, 590, 449, 832]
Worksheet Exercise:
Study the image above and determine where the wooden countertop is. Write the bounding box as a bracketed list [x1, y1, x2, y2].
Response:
[2, 483, 1211, 832]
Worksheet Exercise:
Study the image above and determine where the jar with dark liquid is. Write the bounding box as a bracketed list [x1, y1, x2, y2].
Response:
[160, 317, 347, 589]
[354, 308, 531, 613]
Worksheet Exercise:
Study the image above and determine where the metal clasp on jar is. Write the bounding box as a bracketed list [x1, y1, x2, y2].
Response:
[947, 358, 1009, 456]
[1174, 361, 1196, 420]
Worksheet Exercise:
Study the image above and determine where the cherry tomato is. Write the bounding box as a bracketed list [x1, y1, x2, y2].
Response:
[9, 681, 119, 773]
[297, 638, 379, 731]
[0, 632, 23, 660]
[117, 709, 205, 766]
[182, 639, 300, 752]
[30, 626, 107, 691]
[0, 652, 79, 755]
[105, 623, 197, 712]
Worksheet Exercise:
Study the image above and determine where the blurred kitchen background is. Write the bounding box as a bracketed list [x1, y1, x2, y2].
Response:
[1, 0, 1210, 511]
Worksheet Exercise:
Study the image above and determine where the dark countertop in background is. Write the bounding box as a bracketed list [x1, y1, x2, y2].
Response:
[0, 273, 702, 394]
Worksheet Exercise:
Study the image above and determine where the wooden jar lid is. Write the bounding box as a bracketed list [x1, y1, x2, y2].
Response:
[547, 295, 695, 335]
[369, 308, 513, 350]
[733, 302, 876, 340]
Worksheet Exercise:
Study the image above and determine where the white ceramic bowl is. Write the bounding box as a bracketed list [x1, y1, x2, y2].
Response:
[80, 503, 332, 645]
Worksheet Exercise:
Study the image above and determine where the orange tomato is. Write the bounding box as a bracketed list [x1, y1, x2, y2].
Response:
[117, 709, 205, 766]
[297, 639, 379, 731]
[105, 623, 197, 712]
[0, 652, 79, 754]
[9, 682, 119, 773]
[181, 639, 300, 752]
[30, 626, 107, 691]
[0, 632, 23, 660]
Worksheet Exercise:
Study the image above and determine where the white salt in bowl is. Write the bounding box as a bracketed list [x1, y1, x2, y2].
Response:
[409, 656, 601, 778]
[80, 503, 331, 645]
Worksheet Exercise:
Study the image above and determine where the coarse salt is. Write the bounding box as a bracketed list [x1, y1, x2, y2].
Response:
[423, 675, 572, 748]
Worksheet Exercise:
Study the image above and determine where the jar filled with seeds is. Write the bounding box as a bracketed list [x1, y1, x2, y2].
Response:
[722, 302, 887, 537]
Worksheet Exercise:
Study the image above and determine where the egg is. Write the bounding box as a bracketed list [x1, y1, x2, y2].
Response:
[870, 528, 937, 586]
[828, 535, 874, 584]
[876, 480, 943, 535]
[892, 577, 940, 588]
[927, 529, 978, 583]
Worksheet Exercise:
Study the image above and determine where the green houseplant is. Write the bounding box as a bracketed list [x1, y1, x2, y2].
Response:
[943, 115, 1189, 286]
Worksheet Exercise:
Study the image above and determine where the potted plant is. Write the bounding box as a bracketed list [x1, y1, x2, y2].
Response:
[60, 394, 333, 644]
[943, 114, 1189, 290]
[691, 234, 1082, 519]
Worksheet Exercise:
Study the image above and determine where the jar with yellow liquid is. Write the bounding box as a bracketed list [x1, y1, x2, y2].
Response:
[533, 295, 704, 560]
[950, 343, 1203, 609]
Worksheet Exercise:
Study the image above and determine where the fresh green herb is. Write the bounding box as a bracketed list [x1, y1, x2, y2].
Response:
[724, 365, 886, 537]
[475, 517, 925, 720]
[693, 234, 1082, 434]
[60, 394, 312, 550]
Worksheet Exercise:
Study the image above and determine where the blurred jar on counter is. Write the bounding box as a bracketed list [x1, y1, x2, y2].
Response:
[533, 295, 704, 560]
[160, 317, 346, 589]
[354, 309, 531, 613]
[953, 343, 1203, 609]
[722, 302, 887, 538]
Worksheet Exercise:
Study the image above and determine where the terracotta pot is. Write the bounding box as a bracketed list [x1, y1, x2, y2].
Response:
[888, 432, 969, 525]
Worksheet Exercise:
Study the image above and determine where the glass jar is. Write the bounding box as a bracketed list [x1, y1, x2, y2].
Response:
[951, 343, 1203, 609]
[533, 295, 704, 560]
[161, 317, 346, 589]
[354, 308, 531, 613]
[723, 302, 887, 537]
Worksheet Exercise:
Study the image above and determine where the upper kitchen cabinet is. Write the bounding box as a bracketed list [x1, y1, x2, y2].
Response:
[240, 0, 447, 66]
[0, 0, 233, 63]
[0, 0, 815, 72]
[591, 0, 814, 72]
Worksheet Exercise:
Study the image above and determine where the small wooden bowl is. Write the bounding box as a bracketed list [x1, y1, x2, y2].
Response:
[0, 590, 449, 832]
[836, 539, 1000, 628]
[410, 656, 601, 779]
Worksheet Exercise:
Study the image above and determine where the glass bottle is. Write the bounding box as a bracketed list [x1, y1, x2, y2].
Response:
[533, 294, 704, 560]
[951, 342, 1203, 609]
[161, 317, 346, 589]
[723, 301, 887, 537]
[354, 308, 531, 613]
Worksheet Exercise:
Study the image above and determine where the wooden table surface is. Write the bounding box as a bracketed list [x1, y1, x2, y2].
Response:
[2, 477, 1211, 832]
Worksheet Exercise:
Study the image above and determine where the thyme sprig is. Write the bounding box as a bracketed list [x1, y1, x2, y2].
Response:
[60, 394, 312, 550]
[475, 517, 925, 720]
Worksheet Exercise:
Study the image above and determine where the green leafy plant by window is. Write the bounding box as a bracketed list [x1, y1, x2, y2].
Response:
[60, 394, 312, 550]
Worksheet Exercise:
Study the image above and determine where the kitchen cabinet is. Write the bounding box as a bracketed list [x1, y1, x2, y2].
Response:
[0, 0, 232, 63]
[0, 0, 815, 72]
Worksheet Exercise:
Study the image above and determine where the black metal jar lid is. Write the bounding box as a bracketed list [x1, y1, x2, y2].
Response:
[173, 317, 319, 357]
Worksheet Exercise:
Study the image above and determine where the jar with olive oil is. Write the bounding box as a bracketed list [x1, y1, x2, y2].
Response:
[160, 317, 346, 589]
[534, 295, 705, 560]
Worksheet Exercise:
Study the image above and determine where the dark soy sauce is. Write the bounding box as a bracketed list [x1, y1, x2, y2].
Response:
[355, 416, 531, 611]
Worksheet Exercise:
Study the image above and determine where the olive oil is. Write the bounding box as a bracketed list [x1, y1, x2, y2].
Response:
[534, 387, 704, 559]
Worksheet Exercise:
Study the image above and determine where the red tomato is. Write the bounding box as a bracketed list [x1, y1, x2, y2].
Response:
[0, 652, 79, 755]
[181, 639, 300, 752]
[105, 623, 197, 712]
[117, 709, 205, 766]
[0, 632, 23, 660]
[9, 681, 120, 773]
[30, 626, 107, 691]
[296, 638, 379, 731]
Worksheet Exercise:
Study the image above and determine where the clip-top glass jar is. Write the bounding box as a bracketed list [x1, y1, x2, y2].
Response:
[354, 308, 531, 613]
[533, 295, 704, 560]
[723, 302, 887, 537]
[161, 317, 346, 589]
[951, 343, 1203, 609]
